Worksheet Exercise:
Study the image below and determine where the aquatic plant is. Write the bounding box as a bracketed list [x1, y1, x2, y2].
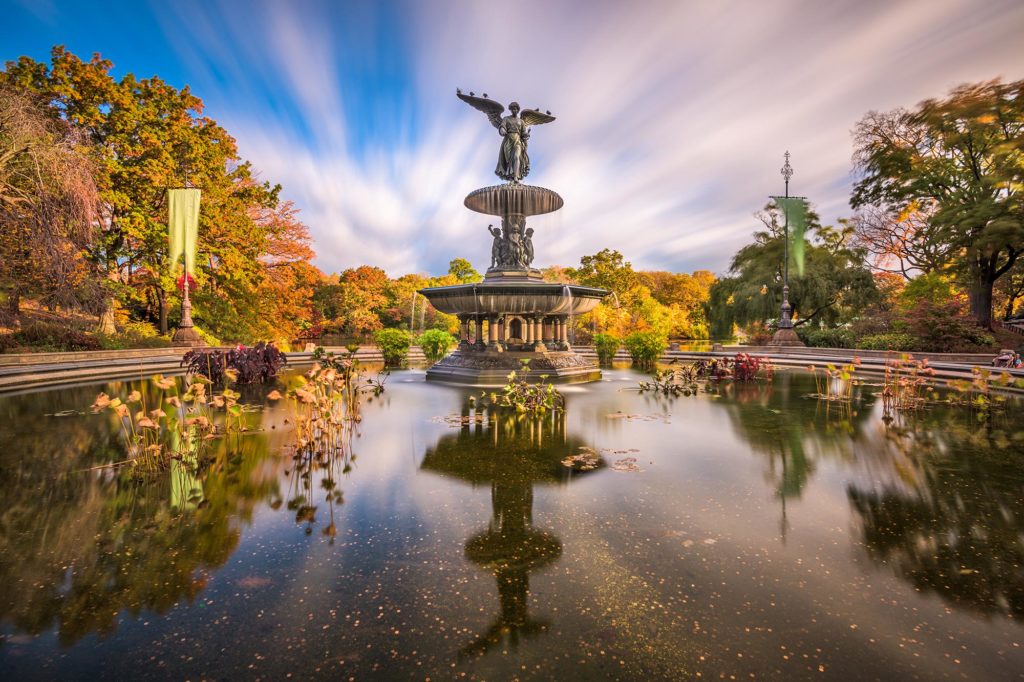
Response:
[181, 341, 288, 384]
[373, 328, 413, 366]
[312, 346, 388, 396]
[806, 359, 860, 402]
[475, 361, 564, 414]
[593, 332, 621, 365]
[637, 367, 701, 396]
[945, 367, 1016, 416]
[879, 354, 935, 412]
[623, 330, 667, 368]
[418, 328, 457, 362]
[638, 354, 771, 395]
[89, 374, 253, 472]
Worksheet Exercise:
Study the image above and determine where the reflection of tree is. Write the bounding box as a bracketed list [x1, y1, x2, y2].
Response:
[716, 373, 874, 538]
[0, 385, 279, 645]
[848, 413, 1024, 618]
[420, 407, 599, 658]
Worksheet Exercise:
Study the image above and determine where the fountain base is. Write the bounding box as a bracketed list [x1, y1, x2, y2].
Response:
[426, 350, 600, 385]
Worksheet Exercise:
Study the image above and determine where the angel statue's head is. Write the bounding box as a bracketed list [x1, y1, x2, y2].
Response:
[508, 101, 520, 115]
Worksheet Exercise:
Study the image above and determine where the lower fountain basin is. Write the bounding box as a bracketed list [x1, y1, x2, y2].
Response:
[418, 282, 606, 317]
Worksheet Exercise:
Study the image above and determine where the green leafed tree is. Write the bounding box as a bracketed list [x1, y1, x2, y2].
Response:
[446, 257, 482, 283]
[566, 248, 639, 296]
[2, 46, 311, 342]
[708, 203, 878, 338]
[851, 78, 1024, 328]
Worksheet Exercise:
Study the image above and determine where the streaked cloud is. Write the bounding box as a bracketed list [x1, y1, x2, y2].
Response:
[79, 1, 1024, 274]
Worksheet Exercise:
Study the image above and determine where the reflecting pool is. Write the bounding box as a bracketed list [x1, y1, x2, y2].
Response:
[1, 368, 1023, 679]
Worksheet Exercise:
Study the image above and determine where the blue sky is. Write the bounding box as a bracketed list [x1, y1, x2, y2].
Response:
[4, 0, 1024, 277]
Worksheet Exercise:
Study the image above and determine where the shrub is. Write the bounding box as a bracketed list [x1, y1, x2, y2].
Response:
[897, 298, 995, 352]
[98, 321, 170, 350]
[1, 321, 101, 352]
[858, 332, 916, 351]
[193, 325, 222, 347]
[593, 333, 621, 364]
[623, 330, 667, 369]
[182, 341, 288, 384]
[418, 329, 456, 362]
[373, 328, 413, 366]
[744, 322, 774, 346]
[798, 327, 855, 349]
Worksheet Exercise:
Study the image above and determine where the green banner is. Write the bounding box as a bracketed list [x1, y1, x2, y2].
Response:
[168, 188, 201, 274]
[776, 197, 808, 276]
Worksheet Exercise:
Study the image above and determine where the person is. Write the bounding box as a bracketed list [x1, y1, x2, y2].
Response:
[993, 349, 1015, 367]
[487, 224, 503, 268]
[496, 102, 530, 182]
[523, 227, 535, 267]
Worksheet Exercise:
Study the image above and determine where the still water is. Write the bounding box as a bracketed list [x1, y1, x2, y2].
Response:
[1, 368, 1022, 680]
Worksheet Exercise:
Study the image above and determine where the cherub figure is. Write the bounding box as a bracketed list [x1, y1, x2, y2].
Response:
[523, 227, 535, 267]
[487, 224, 503, 268]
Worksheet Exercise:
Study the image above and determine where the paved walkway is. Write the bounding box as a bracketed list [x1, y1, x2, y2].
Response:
[2, 344, 1020, 395]
[0, 346, 403, 394]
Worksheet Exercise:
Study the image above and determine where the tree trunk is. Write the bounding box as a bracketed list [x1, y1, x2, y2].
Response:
[7, 289, 20, 320]
[967, 271, 994, 329]
[97, 297, 117, 335]
[156, 287, 168, 335]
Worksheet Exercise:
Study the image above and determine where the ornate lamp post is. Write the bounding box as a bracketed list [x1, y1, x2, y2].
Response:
[769, 151, 805, 347]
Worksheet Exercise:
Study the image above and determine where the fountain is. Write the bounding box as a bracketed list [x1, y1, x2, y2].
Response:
[418, 90, 608, 384]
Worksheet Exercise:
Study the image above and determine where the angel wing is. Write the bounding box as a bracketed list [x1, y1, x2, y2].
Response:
[457, 91, 504, 129]
[520, 109, 556, 127]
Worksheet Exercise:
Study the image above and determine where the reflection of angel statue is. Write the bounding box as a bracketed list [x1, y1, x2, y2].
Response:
[523, 227, 534, 267]
[487, 224, 503, 268]
[457, 90, 556, 183]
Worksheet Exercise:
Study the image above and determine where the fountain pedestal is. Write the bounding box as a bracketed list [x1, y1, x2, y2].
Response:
[419, 184, 607, 385]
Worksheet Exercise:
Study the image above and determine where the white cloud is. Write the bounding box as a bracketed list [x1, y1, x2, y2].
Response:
[153, 0, 1024, 276]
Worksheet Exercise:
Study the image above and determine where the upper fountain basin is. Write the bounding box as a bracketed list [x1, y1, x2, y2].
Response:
[417, 282, 606, 316]
[464, 184, 563, 217]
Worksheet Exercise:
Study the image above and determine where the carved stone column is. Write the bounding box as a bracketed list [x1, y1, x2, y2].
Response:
[474, 315, 486, 350]
[525, 316, 534, 344]
[543, 317, 555, 350]
[559, 315, 570, 350]
[458, 315, 470, 349]
[487, 314, 501, 351]
[532, 315, 545, 351]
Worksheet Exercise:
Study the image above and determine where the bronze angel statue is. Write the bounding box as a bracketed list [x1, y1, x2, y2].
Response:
[457, 90, 556, 183]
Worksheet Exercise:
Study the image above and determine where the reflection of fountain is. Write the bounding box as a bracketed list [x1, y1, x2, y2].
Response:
[420, 406, 602, 657]
[419, 91, 607, 384]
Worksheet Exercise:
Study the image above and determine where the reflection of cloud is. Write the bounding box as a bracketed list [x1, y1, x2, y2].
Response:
[150, 0, 1024, 275]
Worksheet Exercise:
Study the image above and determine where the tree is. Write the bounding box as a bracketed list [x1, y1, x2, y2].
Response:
[851, 204, 954, 278]
[638, 269, 715, 336]
[3, 46, 318, 342]
[708, 203, 878, 338]
[0, 84, 98, 319]
[566, 248, 639, 296]
[851, 78, 1024, 328]
[994, 258, 1024, 320]
[446, 257, 481, 283]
